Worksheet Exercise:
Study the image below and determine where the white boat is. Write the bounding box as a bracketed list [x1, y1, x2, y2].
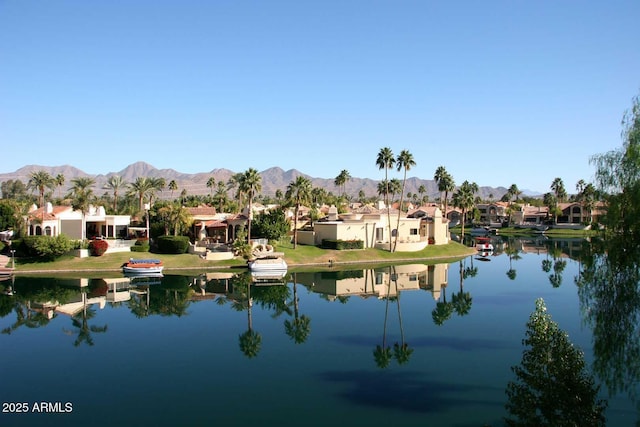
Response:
[122, 258, 164, 275]
[248, 256, 288, 272]
[475, 237, 494, 252]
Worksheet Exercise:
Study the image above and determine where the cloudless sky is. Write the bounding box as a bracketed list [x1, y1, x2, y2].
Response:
[1, 1, 639, 193]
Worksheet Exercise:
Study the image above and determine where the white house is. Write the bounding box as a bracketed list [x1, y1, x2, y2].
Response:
[26, 203, 131, 240]
[297, 203, 449, 252]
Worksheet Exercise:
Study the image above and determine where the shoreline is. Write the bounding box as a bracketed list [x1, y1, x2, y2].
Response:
[6, 245, 478, 276]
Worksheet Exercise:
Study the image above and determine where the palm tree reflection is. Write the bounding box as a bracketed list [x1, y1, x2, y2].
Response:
[284, 273, 311, 344]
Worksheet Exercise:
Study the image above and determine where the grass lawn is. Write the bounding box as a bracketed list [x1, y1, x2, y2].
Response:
[11, 241, 475, 275]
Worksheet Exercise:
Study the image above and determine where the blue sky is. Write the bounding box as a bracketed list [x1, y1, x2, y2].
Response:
[1, 1, 639, 193]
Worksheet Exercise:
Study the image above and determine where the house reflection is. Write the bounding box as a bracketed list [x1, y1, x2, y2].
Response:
[297, 263, 449, 300]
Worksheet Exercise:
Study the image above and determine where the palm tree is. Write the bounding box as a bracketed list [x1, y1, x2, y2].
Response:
[103, 175, 126, 213]
[27, 170, 54, 209]
[452, 180, 478, 237]
[168, 180, 178, 199]
[551, 177, 567, 203]
[286, 176, 311, 249]
[238, 168, 262, 244]
[68, 177, 96, 240]
[158, 202, 193, 236]
[508, 184, 520, 203]
[394, 150, 416, 252]
[227, 172, 245, 213]
[128, 177, 154, 213]
[148, 177, 166, 205]
[54, 173, 65, 200]
[334, 169, 351, 199]
[376, 147, 395, 251]
[432, 284, 454, 326]
[214, 180, 228, 212]
[206, 176, 216, 199]
[434, 166, 455, 218]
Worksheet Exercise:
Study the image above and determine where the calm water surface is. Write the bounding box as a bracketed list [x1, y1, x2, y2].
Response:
[0, 237, 637, 426]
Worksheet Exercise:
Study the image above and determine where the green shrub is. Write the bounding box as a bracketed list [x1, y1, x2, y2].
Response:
[156, 235, 190, 254]
[321, 239, 364, 250]
[22, 235, 74, 260]
[130, 245, 148, 253]
[88, 239, 109, 256]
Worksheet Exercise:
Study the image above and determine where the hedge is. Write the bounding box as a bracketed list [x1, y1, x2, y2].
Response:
[321, 239, 364, 250]
[156, 235, 190, 254]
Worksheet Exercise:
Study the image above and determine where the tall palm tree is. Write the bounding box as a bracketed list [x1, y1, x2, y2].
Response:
[452, 180, 478, 237]
[286, 176, 312, 249]
[394, 150, 416, 252]
[214, 180, 228, 213]
[206, 176, 216, 199]
[238, 168, 262, 244]
[452, 260, 473, 317]
[68, 177, 96, 240]
[376, 147, 395, 251]
[551, 177, 567, 203]
[54, 173, 65, 200]
[334, 169, 351, 199]
[434, 166, 455, 218]
[103, 175, 126, 213]
[508, 184, 520, 203]
[374, 269, 393, 368]
[127, 177, 154, 213]
[148, 177, 166, 205]
[168, 180, 178, 200]
[227, 172, 245, 213]
[27, 170, 54, 209]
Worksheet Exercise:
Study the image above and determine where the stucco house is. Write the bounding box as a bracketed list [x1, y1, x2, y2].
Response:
[297, 203, 449, 251]
[26, 203, 131, 240]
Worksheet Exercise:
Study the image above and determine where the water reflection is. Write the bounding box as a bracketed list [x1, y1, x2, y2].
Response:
[576, 235, 640, 416]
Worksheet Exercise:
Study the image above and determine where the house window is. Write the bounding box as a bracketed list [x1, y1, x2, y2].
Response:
[375, 272, 384, 285]
[375, 228, 384, 241]
[44, 226, 52, 236]
[409, 228, 418, 235]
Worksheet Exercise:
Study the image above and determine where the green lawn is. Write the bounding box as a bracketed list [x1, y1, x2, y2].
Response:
[11, 241, 475, 275]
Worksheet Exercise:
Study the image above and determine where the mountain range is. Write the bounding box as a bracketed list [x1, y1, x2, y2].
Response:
[0, 161, 518, 201]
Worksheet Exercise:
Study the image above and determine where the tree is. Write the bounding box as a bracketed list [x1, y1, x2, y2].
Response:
[238, 168, 262, 244]
[508, 184, 520, 203]
[68, 177, 96, 240]
[434, 166, 455, 217]
[591, 92, 640, 234]
[505, 298, 606, 426]
[206, 176, 216, 199]
[214, 180, 228, 213]
[393, 150, 416, 252]
[128, 177, 154, 213]
[27, 170, 54, 209]
[157, 202, 193, 236]
[550, 177, 567, 203]
[452, 180, 478, 236]
[285, 176, 311, 249]
[1, 179, 28, 200]
[251, 209, 289, 242]
[334, 169, 351, 200]
[103, 175, 126, 213]
[54, 173, 65, 200]
[168, 180, 178, 199]
[376, 147, 395, 251]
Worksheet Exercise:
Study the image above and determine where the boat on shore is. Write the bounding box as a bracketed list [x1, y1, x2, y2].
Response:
[122, 258, 164, 275]
[248, 254, 288, 272]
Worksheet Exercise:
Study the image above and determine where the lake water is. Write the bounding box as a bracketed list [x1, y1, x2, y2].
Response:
[0, 237, 637, 426]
